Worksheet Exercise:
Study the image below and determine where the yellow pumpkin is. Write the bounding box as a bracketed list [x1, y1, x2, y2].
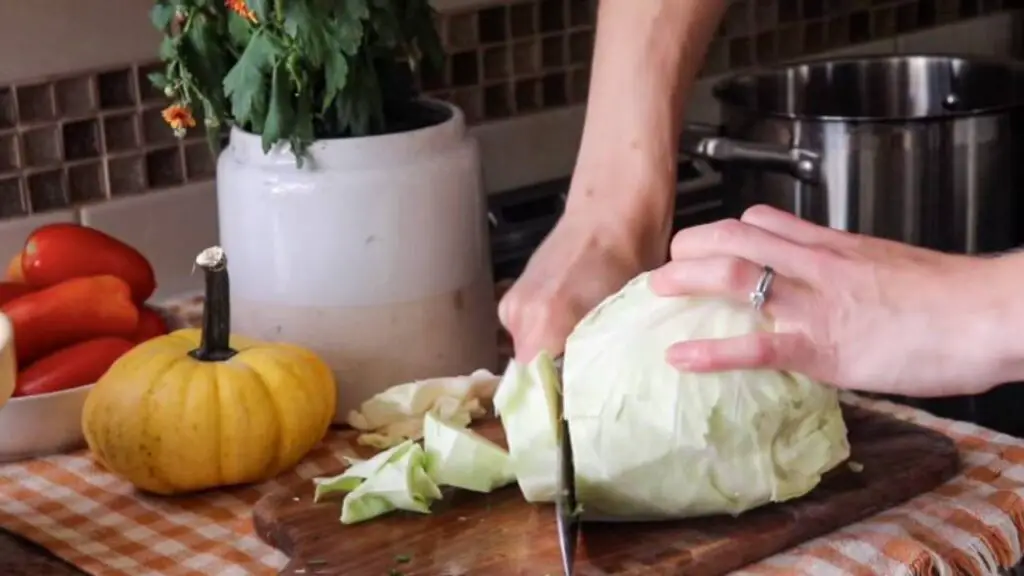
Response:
[82, 247, 336, 495]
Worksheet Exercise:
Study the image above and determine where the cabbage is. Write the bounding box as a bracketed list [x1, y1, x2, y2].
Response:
[492, 351, 562, 502]
[561, 272, 850, 519]
[423, 411, 515, 493]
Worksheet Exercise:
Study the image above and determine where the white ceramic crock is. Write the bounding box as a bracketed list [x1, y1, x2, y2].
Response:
[217, 100, 499, 423]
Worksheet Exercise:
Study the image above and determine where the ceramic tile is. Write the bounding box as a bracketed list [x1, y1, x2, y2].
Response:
[78, 182, 218, 302]
[896, 11, 1018, 55]
[0, 210, 77, 267]
[469, 105, 584, 194]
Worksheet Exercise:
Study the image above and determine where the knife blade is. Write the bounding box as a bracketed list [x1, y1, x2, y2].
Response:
[554, 357, 579, 576]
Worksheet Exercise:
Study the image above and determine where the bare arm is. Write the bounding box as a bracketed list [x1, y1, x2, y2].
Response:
[566, 0, 726, 262]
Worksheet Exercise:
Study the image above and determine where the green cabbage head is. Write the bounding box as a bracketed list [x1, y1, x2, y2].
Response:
[562, 272, 850, 519]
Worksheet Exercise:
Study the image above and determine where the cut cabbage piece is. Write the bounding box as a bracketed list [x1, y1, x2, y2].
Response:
[562, 272, 850, 519]
[492, 351, 561, 502]
[423, 411, 514, 493]
[339, 442, 442, 524]
[347, 370, 499, 449]
[312, 440, 416, 502]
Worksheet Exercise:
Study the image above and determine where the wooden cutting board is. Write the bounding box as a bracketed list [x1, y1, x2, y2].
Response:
[253, 404, 959, 575]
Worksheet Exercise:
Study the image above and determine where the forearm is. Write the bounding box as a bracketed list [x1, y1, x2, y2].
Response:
[956, 253, 1024, 392]
[567, 0, 725, 229]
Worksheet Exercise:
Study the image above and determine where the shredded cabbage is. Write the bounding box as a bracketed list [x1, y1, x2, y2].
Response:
[560, 272, 850, 519]
[423, 411, 515, 493]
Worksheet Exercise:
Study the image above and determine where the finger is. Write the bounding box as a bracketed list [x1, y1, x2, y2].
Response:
[740, 205, 856, 249]
[665, 332, 815, 375]
[669, 218, 818, 278]
[647, 256, 805, 315]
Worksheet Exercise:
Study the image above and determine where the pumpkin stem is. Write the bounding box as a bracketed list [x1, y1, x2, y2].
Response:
[189, 246, 237, 362]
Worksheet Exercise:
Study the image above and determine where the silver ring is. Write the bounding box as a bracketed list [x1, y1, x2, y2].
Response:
[749, 265, 775, 312]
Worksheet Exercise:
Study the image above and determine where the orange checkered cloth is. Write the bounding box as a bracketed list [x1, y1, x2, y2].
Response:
[1, 391, 1023, 576]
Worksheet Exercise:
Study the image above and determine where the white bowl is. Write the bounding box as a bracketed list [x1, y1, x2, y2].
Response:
[0, 384, 94, 463]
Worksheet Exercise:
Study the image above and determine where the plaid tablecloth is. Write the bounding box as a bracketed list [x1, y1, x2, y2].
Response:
[1, 391, 1023, 576]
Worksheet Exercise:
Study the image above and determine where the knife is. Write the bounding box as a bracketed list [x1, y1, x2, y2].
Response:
[553, 357, 579, 576]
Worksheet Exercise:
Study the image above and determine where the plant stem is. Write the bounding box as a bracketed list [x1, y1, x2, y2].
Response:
[190, 246, 237, 362]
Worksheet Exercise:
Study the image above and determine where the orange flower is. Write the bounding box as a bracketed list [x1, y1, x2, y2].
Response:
[162, 104, 196, 138]
[225, 0, 257, 22]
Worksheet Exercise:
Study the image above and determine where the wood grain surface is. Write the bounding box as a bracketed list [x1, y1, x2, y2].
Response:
[253, 404, 960, 576]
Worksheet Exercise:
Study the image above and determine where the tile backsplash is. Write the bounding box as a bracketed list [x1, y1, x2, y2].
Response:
[0, 0, 1020, 298]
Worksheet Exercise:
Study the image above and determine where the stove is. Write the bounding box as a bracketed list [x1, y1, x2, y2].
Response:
[487, 156, 724, 282]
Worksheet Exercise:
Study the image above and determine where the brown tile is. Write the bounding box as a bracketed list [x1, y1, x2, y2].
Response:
[568, 68, 589, 104]
[16, 83, 56, 124]
[828, 15, 852, 47]
[184, 142, 216, 181]
[896, 2, 920, 32]
[21, 126, 61, 168]
[97, 68, 137, 110]
[804, 20, 828, 52]
[27, 169, 68, 213]
[723, 0, 753, 36]
[0, 133, 18, 174]
[849, 10, 870, 42]
[568, 30, 593, 64]
[483, 84, 513, 119]
[512, 40, 540, 76]
[483, 46, 511, 81]
[67, 161, 107, 204]
[728, 36, 753, 68]
[450, 51, 480, 87]
[510, 1, 538, 37]
[145, 147, 185, 188]
[754, 0, 779, 30]
[514, 78, 542, 112]
[446, 11, 479, 50]
[755, 31, 778, 63]
[0, 177, 26, 218]
[539, 0, 566, 33]
[54, 76, 96, 117]
[777, 24, 805, 60]
[478, 5, 508, 43]
[62, 119, 102, 161]
[568, 0, 595, 27]
[448, 88, 483, 124]
[542, 73, 569, 107]
[0, 88, 14, 130]
[137, 62, 167, 103]
[872, 6, 898, 36]
[702, 39, 730, 75]
[141, 106, 177, 145]
[108, 155, 146, 196]
[104, 113, 140, 152]
[542, 35, 566, 69]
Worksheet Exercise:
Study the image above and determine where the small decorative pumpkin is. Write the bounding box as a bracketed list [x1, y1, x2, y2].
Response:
[82, 246, 336, 495]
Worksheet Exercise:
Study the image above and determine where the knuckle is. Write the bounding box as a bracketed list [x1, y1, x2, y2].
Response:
[718, 257, 752, 293]
[740, 204, 771, 223]
[710, 218, 744, 244]
[749, 335, 777, 365]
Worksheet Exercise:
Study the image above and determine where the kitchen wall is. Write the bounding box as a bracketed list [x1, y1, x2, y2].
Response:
[0, 0, 1020, 301]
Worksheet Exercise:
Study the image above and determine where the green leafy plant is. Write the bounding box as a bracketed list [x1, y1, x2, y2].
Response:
[149, 0, 444, 162]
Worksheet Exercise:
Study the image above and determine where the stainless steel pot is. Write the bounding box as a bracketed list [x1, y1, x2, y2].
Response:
[680, 55, 1024, 254]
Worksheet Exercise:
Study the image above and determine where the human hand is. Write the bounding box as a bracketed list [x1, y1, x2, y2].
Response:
[498, 208, 660, 362]
[648, 205, 999, 397]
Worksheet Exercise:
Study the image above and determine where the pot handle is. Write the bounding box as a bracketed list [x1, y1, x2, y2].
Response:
[680, 123, 822, 185]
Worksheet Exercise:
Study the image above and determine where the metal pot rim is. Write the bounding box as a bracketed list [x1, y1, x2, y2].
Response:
[712, 53, 1024, 123]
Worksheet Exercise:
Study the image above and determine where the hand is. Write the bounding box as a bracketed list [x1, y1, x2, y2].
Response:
[648, 205, 997, 397]
[498, 209, 658, 362]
